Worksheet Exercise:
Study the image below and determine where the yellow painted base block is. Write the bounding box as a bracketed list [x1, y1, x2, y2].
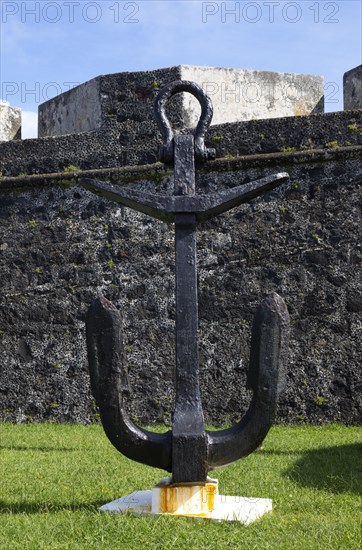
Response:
[99, 478, 272, 524]
[152, 477, 218, 516]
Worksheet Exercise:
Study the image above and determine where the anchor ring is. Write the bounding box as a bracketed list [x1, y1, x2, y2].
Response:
[154, 80, 216, 164]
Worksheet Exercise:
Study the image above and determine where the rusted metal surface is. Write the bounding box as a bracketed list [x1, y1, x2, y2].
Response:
[152, 479, 218, 516]
[81, 80, 290, 485]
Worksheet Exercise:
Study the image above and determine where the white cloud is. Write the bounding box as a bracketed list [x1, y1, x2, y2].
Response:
[22, 111, 38, 139]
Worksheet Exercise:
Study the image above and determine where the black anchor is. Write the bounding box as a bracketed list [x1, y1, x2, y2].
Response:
[81, 81, 290, 484]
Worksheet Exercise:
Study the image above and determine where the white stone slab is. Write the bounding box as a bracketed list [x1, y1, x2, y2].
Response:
[99, 490, 272, 524]
[210, 495, 272, 524]
[100, 490, 152, 514]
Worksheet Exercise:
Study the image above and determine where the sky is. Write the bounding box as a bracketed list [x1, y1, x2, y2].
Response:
[0, 0, 361, 138]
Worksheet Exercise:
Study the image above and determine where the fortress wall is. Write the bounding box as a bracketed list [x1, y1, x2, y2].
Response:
[0, 123, 361, 424]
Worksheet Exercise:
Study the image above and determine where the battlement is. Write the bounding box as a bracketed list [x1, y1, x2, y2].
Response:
[37, 65, 324, 138]
[0, 101, 21, 141]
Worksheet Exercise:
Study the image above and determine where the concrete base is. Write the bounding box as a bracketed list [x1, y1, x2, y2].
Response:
[99, 478, 272, 524]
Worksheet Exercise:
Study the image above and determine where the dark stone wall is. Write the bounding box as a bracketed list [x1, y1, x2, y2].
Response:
[0, 110, 361, 426]
[0, 106, 361, 177]
[38, 66, 185, 137]
[344, 65, 362, 111]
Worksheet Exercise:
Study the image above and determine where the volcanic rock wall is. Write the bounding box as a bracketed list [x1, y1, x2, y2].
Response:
[0, 104, 361, 426]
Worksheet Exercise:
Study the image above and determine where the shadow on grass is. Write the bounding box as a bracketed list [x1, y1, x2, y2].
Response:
[283, 443, 362, 495]
[0, 500, 106, 514]
[0, 445, 77, 452]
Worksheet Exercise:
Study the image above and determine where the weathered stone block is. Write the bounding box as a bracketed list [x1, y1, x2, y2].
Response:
[180, 66, 324, 126]
[38, 65, 324, 137]
[0, 101, 21, 141]
[344, 65, 362, 110]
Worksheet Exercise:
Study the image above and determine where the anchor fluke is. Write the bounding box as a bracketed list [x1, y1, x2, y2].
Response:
[86, 296, 172, 472]
[207, 292, 290, 470]
[248, 291, 289, 400]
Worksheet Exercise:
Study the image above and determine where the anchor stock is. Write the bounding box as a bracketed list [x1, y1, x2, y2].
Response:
[81, 80, 290, 484]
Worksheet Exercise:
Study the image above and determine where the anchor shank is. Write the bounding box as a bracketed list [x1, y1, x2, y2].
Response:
[172, 135, 207, 483]
[174, 134, 196, 196]
[173, 213, 207, 483]
[174, 213, 201, 406]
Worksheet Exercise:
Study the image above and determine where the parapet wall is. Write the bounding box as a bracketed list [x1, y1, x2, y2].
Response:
[1, 109, 360, 177]
[38, 65, 324, 137]
[0, 104, 361, 426]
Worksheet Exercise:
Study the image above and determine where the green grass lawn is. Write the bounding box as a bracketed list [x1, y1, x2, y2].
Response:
[0, 423, 361, 549]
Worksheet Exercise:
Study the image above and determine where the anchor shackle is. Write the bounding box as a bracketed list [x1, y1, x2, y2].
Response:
[154, 80, 216, 164]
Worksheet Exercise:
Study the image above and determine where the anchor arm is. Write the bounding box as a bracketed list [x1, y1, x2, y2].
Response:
[86, 296, 172, 471]
[206, 292, 290, 469]
[80, 177, 175, 223]
[80, 172, 289, 224]
[196, 173, 289, 222]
